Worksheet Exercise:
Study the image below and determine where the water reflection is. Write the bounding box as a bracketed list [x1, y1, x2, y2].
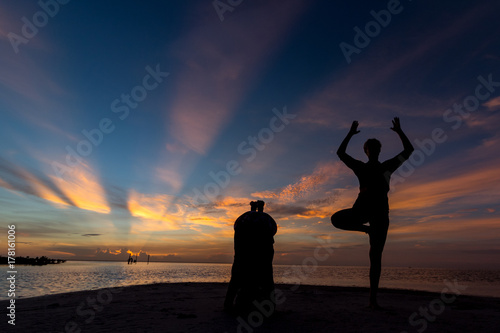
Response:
[2, 262, 499, 300]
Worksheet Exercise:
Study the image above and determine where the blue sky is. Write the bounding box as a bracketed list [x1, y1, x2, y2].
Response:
[1, 0, 499, 268]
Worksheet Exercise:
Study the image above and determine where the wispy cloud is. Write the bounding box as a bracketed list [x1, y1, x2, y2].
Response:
[0, 156, 111, 214]
[297, 2, 498, 129]
[167, 1, 306, 155]
[252, 162, 343, 202]
[156, 167, 183, 192]
[128, 189, 182, 232]
[391, 147, 500, 214]
[50, 163, 111, 214]
[483, 96, 500, 111]
[153, 1, 307, 200]
[390, 216, 500, 244]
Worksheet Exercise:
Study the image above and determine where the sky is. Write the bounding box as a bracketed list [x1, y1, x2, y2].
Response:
[1, 0, 499, 269]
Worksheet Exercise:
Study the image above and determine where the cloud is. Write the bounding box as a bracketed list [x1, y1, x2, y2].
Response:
[267, 204, 314, 217]
[102, 184, 131, 212]
[252, 162, 343, 202]
[296, 2, 499, 129]
[0, 156, 111, 214]
[483, 96, 500, 111]
[0, 157, 68, 205]
[127, 189, 183, 232]
[50, 163, 111, 214]
[390, 216, 500, 243]
[82, 234, 101, 237]
[0, 44, 68, 130]
[97, 248, 123, 256]
[186, 196, 248, 229]
[391, 156, 500, 214]
[167, 1, 306, 155]
[165, 142, 189, 155]
[45, 251, 76, 257]
[156, 167, 183, 192]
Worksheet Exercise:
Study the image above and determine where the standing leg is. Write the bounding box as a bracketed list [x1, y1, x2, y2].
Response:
[368, 217, 389, 309]
[225, 260, 240, 309]
[264, 249, 276, 306]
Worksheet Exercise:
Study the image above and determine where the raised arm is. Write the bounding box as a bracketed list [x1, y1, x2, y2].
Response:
[337, 121, 360, 159]
[390, 117, 414, 160]
[337, 121, 363, 170]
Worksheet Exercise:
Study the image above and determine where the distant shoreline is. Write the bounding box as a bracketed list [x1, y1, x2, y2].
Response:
[0, 256, 66, 266]
[47, 259, 500, 270]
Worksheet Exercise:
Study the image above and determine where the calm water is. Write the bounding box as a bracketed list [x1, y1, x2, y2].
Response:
[2, 261, 500, 300]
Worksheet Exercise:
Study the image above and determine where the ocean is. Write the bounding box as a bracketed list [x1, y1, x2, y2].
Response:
[2, 261, 500, 300]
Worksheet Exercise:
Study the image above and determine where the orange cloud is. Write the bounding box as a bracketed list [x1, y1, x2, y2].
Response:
[0, 157, 110, 214]
[22, 169, 71, 208]
[390, 216, 500, 243]
[50, 163, 110, 214]
[46, 251, 76, 257]
[126, 249, 146, 257]
[252, 162, 343, 203]
[128, 190, 183, 232]
[391, 164, 500, 212]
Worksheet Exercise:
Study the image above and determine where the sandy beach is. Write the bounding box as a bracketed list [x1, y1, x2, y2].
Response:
[1, 282, 499, 333]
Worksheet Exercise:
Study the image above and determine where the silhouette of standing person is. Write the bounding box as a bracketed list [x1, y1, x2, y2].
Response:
[254, 200, 277, 307]
[225, 201, 258, 311]
[224, 200, 277, 313]
[331, 117, 414, 309]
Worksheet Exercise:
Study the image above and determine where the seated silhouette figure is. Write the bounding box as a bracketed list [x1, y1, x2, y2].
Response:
[225, 200, 277, 314]
[331, 117, 414, 309]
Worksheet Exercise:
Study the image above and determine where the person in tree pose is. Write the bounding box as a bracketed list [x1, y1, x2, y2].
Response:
[331, 117, 414, 309]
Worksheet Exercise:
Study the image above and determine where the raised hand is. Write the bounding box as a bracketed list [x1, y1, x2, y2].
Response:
[349, 120, 360, 136]
[390, 117, 402, 133]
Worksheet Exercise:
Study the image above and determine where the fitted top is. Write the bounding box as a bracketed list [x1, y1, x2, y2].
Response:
[338, 150, 412, 195]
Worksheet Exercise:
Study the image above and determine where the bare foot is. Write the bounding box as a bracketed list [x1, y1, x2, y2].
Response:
[363, 225, 371, 235]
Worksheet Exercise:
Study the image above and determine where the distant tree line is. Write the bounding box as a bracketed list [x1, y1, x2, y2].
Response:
[0, 256, 66, 265]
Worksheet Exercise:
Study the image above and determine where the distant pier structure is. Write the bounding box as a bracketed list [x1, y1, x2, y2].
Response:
[127, 254, 135, 265]
[127, 253, 148, 264]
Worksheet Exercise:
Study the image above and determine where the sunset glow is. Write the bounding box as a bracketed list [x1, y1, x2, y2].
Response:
[0, 0, 499, 269]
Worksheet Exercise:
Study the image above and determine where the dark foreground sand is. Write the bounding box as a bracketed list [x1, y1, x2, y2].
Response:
[1, 283, 499, 333]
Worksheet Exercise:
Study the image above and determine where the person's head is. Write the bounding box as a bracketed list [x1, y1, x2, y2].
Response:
[256, 200, 265, 212]
[250, 201, 258, 211]
[364, 138, 381, 160]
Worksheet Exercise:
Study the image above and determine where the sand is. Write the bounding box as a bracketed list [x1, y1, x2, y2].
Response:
[1, 283, 499, 333]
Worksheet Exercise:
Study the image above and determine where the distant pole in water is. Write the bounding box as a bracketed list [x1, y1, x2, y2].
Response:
[147, 254, 150, 265]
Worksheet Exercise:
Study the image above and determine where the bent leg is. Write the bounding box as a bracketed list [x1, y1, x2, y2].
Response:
[331, 208, 369, 233]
